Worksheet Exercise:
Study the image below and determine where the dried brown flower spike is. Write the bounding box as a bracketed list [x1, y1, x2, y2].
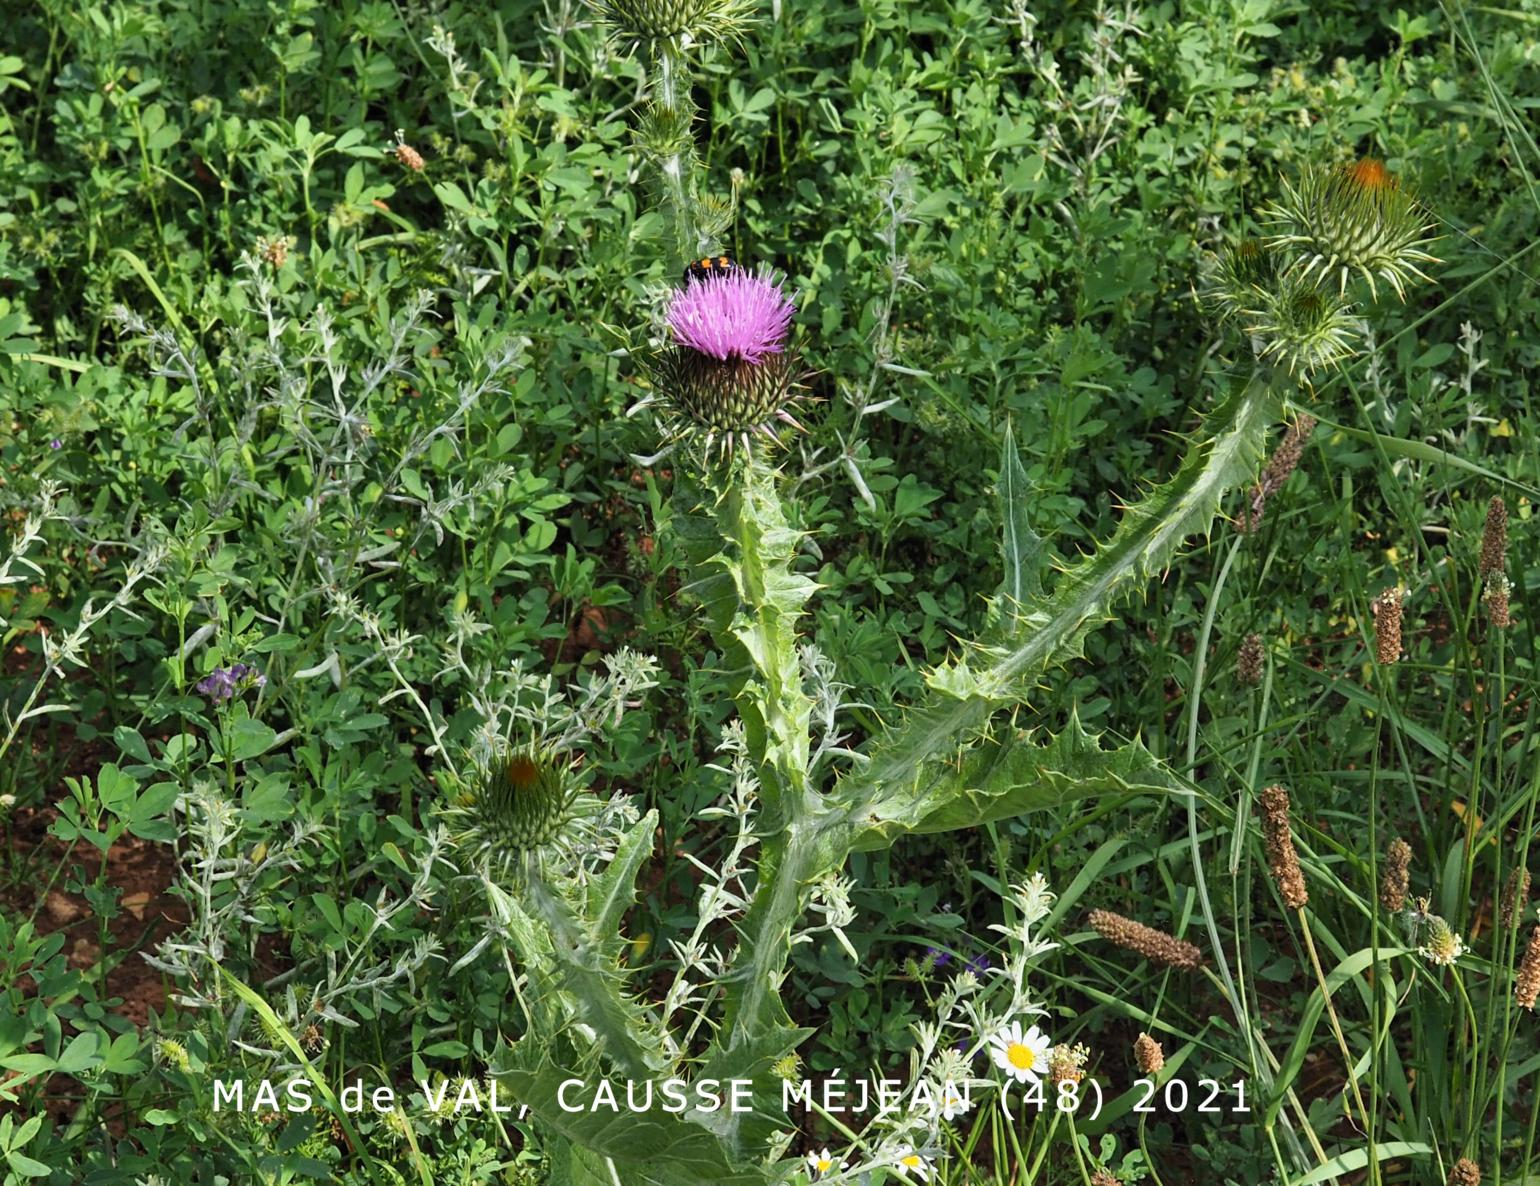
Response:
[1502, 867, 1531, 930]
[1133, 1032, 1164, 1075]
[1259, 785, 1308, 909]
[1087, 910, 1203, 970]
[1380, 838, 1412, 912]
[1479, 496, 1508, 577]
[1237, 632, 1265, 687]
[1090, 1170, 1124, 1186]
[1448, 1157, 1481, 1186]
[1518, 926, 1540, 1011]
[1372, 587, 1404, 664]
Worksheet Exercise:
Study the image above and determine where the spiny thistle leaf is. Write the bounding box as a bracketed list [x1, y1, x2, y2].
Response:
[832, 373, 1280, 828]
[674, 457, 818, 821]
[995, 426, 1048, 612]
[521, 875, 668, 1078]
[586, 809, 658, 949]
[845, 712, 1189, 852]
[491, 1049, 766, 1186]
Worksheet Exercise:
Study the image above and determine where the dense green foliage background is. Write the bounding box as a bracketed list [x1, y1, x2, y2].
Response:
[2, 0, 1538, 1182]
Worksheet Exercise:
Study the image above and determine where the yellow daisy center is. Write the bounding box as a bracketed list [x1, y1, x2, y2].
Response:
[817, 1158, 831, 1171]
[902, 1154, 922, 1168]
[1007, 1042, 1037, 1071]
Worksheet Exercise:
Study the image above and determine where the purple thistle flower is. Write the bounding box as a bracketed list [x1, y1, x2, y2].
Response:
[197, 662, 267, 703]
[667, 267, 795, 365]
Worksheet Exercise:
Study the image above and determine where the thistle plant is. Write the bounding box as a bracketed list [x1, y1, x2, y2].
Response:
[426, 8, 1448, 1184]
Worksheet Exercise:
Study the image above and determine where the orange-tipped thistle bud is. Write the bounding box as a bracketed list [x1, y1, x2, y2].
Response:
[1263, 157, 1440, 302]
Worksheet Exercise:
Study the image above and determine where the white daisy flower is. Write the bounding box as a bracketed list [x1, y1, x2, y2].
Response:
[805, 1147, 844, 1177]
[939, 1080, 971, 1121]
[989, 1019, 1052, 1084]
[893, 1147, 932, 1179]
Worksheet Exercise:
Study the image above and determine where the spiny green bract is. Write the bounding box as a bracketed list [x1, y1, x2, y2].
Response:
[1263, 157, 1440, 301]
[451, 747, 577, 865]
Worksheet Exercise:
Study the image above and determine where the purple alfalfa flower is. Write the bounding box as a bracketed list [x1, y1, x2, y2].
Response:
[197, 662, 267, 704]
[966, 953, 991, 977]
[50, 439, 62, 450]
[924, 945, 952, 969]
[667, 266, 796, 365]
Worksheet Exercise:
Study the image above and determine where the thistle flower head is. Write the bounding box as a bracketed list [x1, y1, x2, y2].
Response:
[636, 269, 809, 462]
[667, 265, 795, 363]
[1263, 157, 1440, 301]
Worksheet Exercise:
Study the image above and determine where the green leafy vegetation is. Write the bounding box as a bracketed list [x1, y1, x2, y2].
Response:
[2, 1, 1539, 1184]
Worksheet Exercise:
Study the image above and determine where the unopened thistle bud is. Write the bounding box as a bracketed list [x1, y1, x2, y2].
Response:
[594, 0, 757, 56]
[1372, 587, 1404, 664]
[1263, 157, 1440, 302]
[1241, 277, 1358, 379]
[1448, 1158, 1481, 1186]
[1237, 632, 1265, 686]
[1259, 785, 1308, 910]
[1381, 838, 1411, 912]
[1133, 1033, 1164, 1075]
[1517, 927, 1540, 1010]
[1502, 867, 1531, 930]
[1087, 909, 1203, 970]
[451, 745, 578, 870]
[1207, 238, 1280, 324]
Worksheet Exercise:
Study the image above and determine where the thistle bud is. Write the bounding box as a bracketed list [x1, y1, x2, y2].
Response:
[1241, 278, 1358, 379]
[1264, 157, 1440, 302]
[594, 0, 756, 55]
[450, 745, 578, 870]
